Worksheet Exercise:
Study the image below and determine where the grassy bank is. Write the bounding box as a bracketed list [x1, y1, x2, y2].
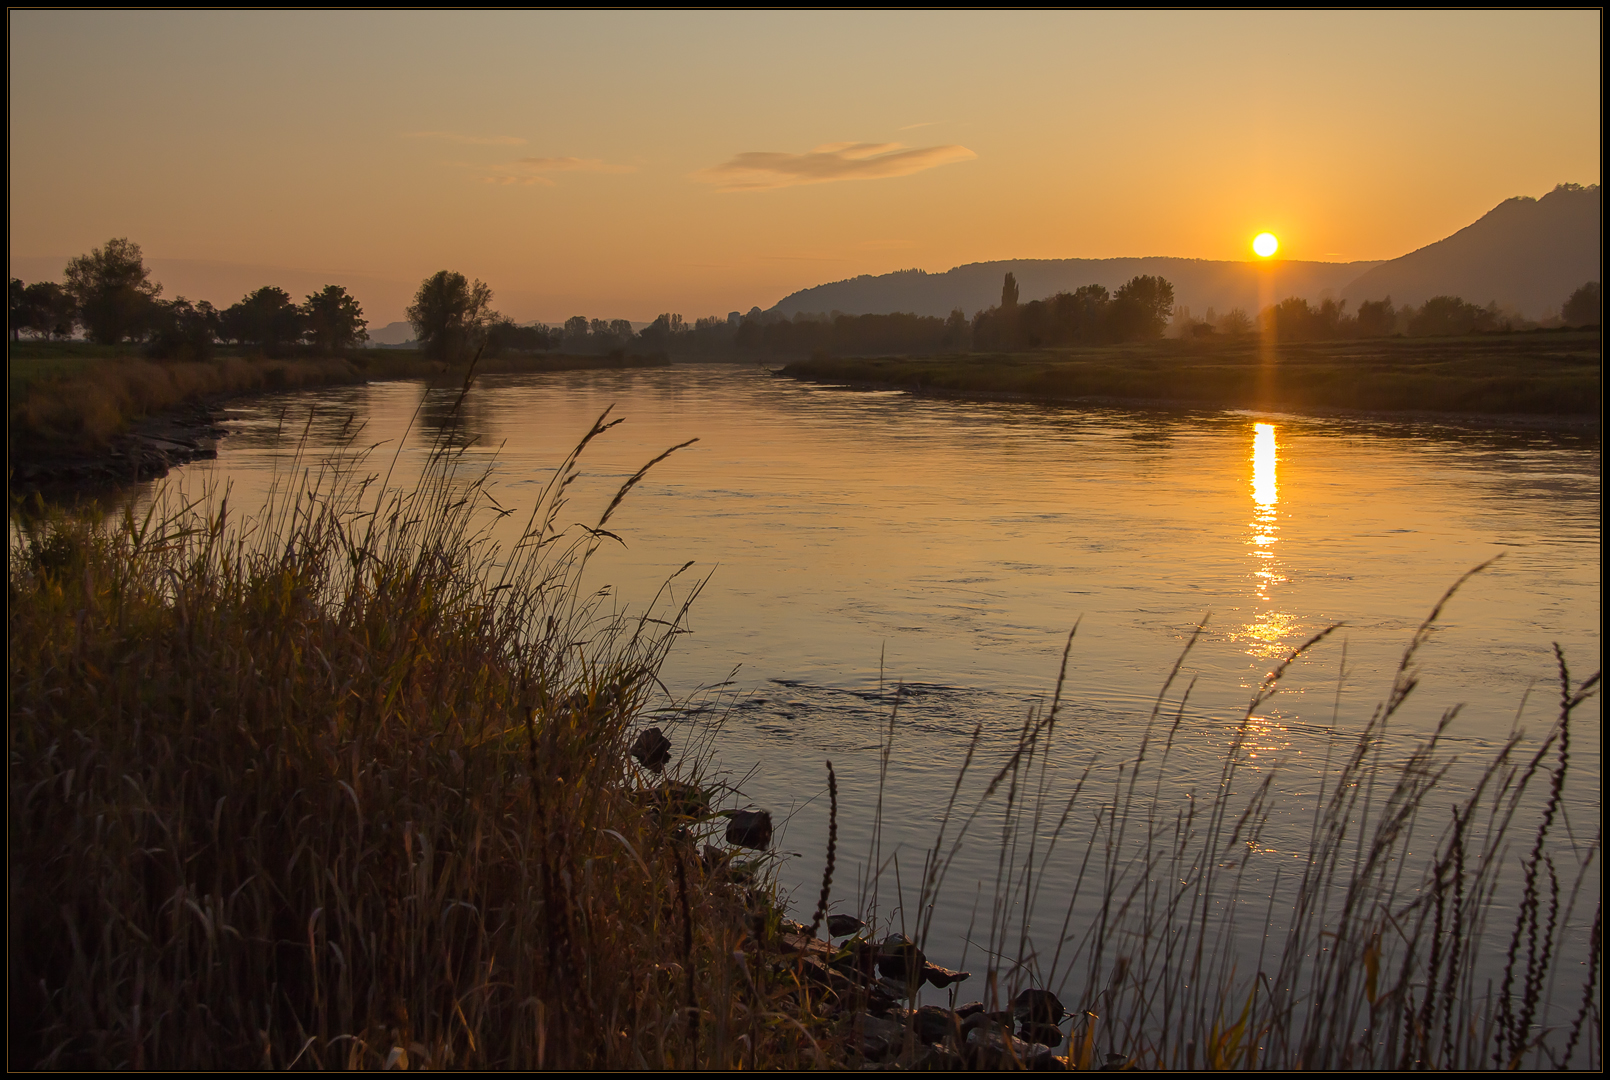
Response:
[8, 413, 831, 1069]
[7, 345, 670, 457]
[779, 329, 1603, 418]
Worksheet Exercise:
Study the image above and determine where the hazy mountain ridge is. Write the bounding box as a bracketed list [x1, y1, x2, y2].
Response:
[772, 185, 1601, 321]
[772, 257, 1381, 321]
[1341, 184, 1600, 317]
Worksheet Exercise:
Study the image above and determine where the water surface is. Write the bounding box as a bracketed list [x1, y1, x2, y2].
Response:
[156, 363, 1601, 1000]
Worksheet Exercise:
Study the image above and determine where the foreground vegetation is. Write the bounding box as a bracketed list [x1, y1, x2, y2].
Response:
[8, 397, 1601, 1069]
[780, 329, 1603, 417]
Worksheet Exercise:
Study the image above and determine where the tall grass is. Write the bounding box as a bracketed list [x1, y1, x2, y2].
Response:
[887, 576, 1601, 1069]
[7, 395, 829, 1069]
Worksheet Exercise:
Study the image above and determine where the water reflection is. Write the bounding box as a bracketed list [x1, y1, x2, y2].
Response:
[1242, 422, 1293, 658]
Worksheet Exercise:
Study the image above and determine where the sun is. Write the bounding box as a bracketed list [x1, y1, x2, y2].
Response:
[1253, 232, 1279, 258]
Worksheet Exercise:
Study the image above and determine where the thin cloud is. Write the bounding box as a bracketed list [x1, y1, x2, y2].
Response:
[473, 156, 637, 186]
[405, 130, 527, 146]
[694, 142, 976, 192]
[515, 156, 635, 174]
[898, 121, 943, 131]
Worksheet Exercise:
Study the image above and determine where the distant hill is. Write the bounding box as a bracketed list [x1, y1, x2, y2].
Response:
[771, 257, 1381, 321]
[1340, 184, 1600, 317]
[367, 320, 416, 345]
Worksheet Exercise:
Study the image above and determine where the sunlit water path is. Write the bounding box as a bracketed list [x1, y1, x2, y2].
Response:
[147, 363, 1599, 1009]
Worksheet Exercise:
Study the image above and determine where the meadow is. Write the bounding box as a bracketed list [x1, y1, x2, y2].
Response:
[7, 385, 1600, 1069]
[780, 329, 1603, 418]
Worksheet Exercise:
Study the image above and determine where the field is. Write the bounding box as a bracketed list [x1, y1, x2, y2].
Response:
[779, 330, 1603, 418]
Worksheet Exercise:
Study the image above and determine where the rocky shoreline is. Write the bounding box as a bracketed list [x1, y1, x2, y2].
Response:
[9, 400, 229, 499]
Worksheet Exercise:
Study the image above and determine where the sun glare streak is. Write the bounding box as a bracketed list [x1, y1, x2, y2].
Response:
[1252, 423, 1278, 507]
[1236, 422, 1293, 659]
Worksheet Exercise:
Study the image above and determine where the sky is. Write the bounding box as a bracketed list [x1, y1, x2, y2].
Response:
[8, 10, 1601, 326]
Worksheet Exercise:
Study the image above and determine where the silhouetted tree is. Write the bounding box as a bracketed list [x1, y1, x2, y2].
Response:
[1562, 282, 1601, 327]
[1001, 272, 1020, 309]
[942, 308, 970, 349]
[11, 280, 78, 340]
[1356, 297, 1396, 337]
[1408, 295, 1499, 337]
[63, 238, 162, 344]
[221, 286, 303, 356]
[8, 278, 24, 340]
[638, 313, 688, 351]
[1052, 285, 1110, 343]
[1107, 275, 1174, 340]
[300, 285, 368, 354]
[407, 271, 493, 361]
[146, 298, 220, 360]
[563, 315, 590, 348]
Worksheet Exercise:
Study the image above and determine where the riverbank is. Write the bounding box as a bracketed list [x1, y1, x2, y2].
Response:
[777, 329, 1603, 425]
[6, 348, 670, 495]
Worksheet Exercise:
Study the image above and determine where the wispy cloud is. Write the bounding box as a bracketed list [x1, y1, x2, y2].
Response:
[694, 142, 976, 192]
[515, 156, 635, 175]
[897, 121, 943, 131]
[405, 130, 527, 146]
[471, 156, 638, 187]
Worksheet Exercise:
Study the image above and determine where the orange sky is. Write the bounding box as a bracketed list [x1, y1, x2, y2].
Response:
[8, 11, 1601, 326]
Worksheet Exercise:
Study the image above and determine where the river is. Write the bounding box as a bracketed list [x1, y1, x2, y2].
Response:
[140, 362, 1600, 1020]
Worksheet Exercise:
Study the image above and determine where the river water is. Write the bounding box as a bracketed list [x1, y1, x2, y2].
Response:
[144, 363, 1600, 1016]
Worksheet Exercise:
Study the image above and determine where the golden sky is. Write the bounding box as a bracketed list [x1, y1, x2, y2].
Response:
[8, 11, 1601, 325]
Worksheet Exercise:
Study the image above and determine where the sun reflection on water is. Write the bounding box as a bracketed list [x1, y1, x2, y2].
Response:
[1240, 422, 1293, 658]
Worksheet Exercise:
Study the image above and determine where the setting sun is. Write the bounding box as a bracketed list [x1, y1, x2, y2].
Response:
[1253, 232, 1279, 258]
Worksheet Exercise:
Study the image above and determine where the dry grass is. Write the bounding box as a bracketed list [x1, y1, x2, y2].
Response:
[7, 398, 837, 1069]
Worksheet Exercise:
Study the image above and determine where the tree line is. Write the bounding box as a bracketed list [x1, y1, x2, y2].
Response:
[730, 273, 1181, 357]
[1184, 280, 1601, 342]
[9, 239, 369, 358]
[14, 240, 1598, 363]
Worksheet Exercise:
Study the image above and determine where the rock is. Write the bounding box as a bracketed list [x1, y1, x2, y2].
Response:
[1024, 1045, 1069, 1071]
[912, 1004, 954, 1044]
[910, 1045, 965, 1070]
[827, 913, 866, 938]
[855, 1012, 904, 1061]
[960, 1010, 1013, 1041]
[630, 726, 672, 770]
[876, 934, 926, 982]
[1013, 988, 1068, 1025]
[922, 962, 971, 988]
[1018, 1020, 1066, 1046]
[780, 932, 833, 959]
[648, 780, 708, 821]
[1098, 1052, 1129, 1071]
[779, 918, 810, 936]
[961, 1025, 1067, 1070]
[954, 1001, 986, 1019]
[725, 809, 773, 850]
